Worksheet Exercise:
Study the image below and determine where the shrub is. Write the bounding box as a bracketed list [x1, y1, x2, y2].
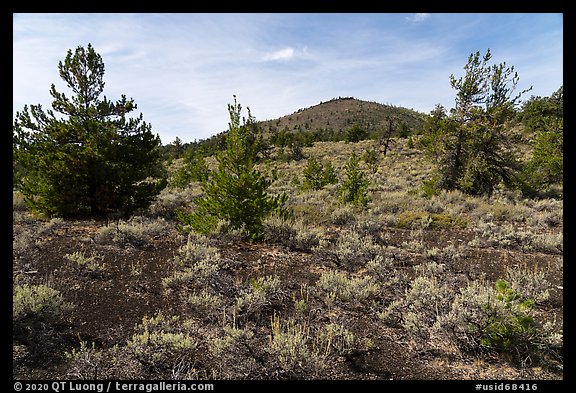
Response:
[362, 148, 379, 173]
[64, 250, 105, 276]
[234, 275, 285, 322]
[397, 210, 467, 229]
[187, 289, 225, 321]
[330, 205, 356, 226]
[162, 232, 224, 290]
[315, 270, 379, 305]
[435, 279, 559, 355]
[146, 186, 202, 219]
[263, 215, 322, 252]
[127, 313, 197, 368]
[505, 264, 550, 305]
[317, 323, 357, 356]
[95, 216, 172, 246]
[345, 123, 368, 143]
[380, 271, 452, 342]
[317, 230, 382, 268]
[13, 283, 73, 321]
[267, 314, 328, 377]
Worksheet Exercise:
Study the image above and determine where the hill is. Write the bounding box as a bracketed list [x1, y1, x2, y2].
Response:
[163, 98, 427, 158]
[258, 97, 426, 139]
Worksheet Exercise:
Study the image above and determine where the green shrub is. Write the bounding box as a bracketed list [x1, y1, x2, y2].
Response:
[345, 123, 368, 143]
[127, 313, 197, 367]
[436, 279, 557, 354]
[13, 283, 73, 321]
[362, 148, 379, 173]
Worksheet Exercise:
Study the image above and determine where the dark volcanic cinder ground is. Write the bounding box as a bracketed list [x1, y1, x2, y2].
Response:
[13, 213, 563, 381]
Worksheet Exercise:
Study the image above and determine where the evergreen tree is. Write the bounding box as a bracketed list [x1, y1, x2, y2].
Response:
[302, 156, 338, 190]
[302, 156, 325, 190]
[339, 153, 370, 208]
[421, 49, 531, 196]
[13, 44, 166, 217]
[177, 96, 290, 240]
[519, 87, 563, 193]
[346, 123, 368, 143]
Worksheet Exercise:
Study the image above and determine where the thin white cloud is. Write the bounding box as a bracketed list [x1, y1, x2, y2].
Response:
[262, 47, 295, 61]
[407, 13, 431, 23]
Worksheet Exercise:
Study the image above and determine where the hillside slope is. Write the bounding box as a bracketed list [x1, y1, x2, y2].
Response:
[258, 97, 426, 138]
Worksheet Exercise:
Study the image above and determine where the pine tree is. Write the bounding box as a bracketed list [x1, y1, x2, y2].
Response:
[177, 96, 290, 240]
[421, 49, 531, 196]
[339, 153, 370, 208]
[13, 44, 166, 217]
[302, 156, 338, 190]
[519, 87, 563, 194]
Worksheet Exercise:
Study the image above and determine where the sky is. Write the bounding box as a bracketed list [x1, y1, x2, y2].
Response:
[13, 13, 563, 144]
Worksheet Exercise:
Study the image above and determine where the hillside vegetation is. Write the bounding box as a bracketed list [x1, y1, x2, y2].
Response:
[258, 97, 425, 138]
[13, 45, 563, 382]
[13, 135, 563, 380]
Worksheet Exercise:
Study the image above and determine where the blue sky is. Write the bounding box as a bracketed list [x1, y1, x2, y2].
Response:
[13, 13, 563, 144]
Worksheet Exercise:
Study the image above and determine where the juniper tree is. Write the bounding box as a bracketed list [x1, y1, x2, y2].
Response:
[13, 44, 166, 217]
[177, 96, 290, 240]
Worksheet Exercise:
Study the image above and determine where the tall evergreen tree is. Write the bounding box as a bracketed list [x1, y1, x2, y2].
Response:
[13, 44, 166, 217]
[421, 49, 531, 196]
